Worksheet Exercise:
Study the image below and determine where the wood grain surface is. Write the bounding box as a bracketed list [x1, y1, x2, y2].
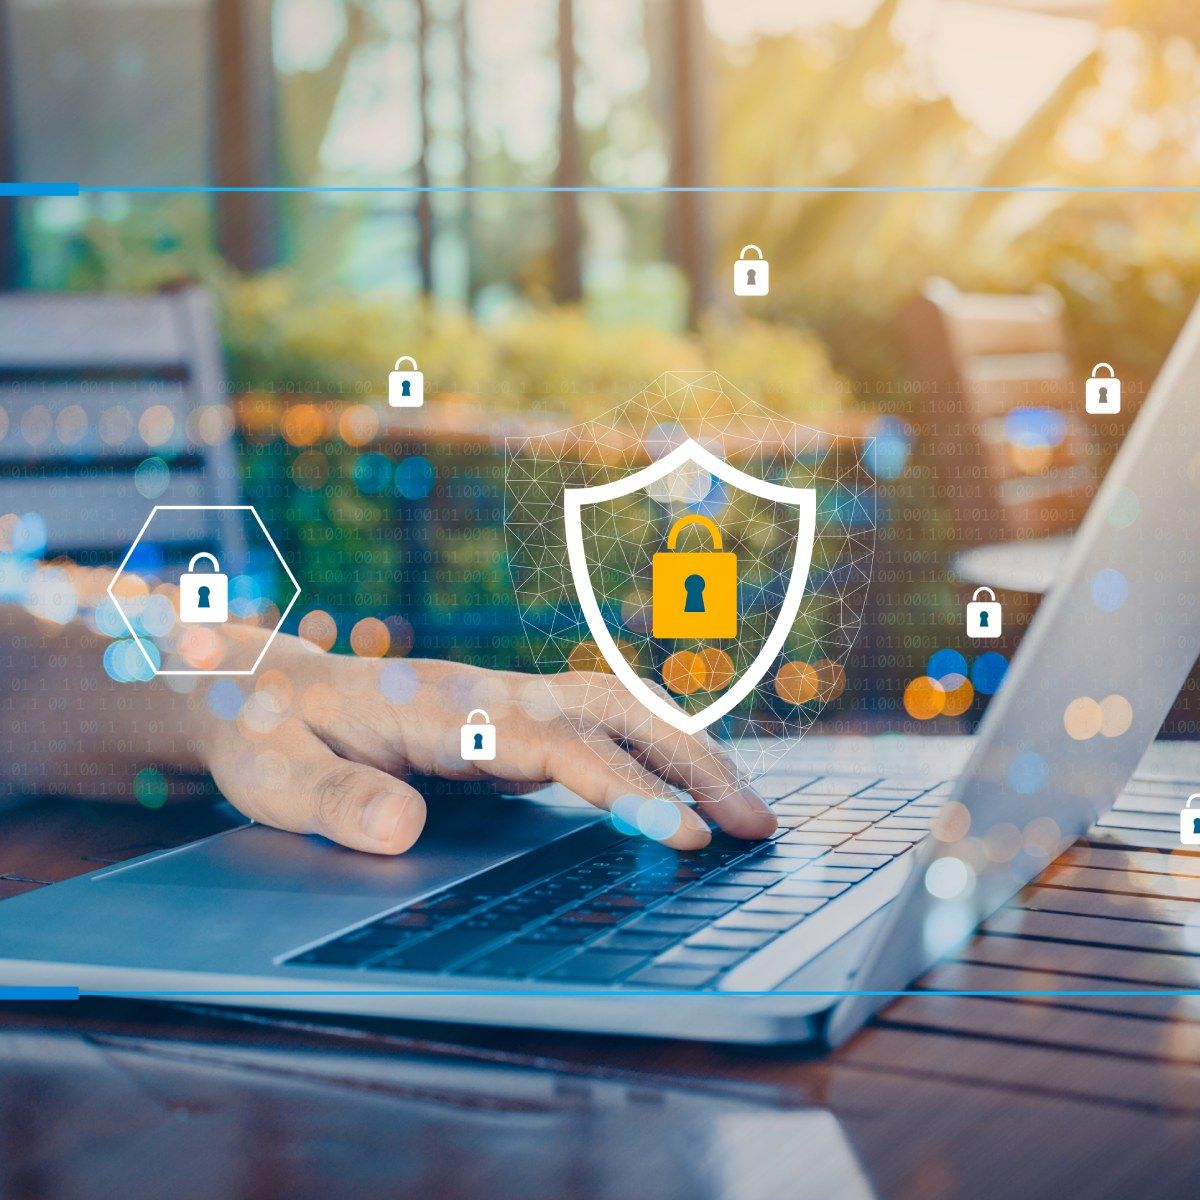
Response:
[2, 747, 1199, 1200]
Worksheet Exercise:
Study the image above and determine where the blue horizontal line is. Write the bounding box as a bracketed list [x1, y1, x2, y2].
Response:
[0, 986, 78, 1000]
[0, 182, 79, 197]
[75, 987, 1200, 998]
[54, 184, 1200, 195]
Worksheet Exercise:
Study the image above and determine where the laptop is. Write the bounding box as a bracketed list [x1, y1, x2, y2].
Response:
[0, 300, 1197, 1047]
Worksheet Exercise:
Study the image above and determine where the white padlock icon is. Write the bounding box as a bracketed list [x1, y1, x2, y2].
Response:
[1085, 363, 1120, 415]
[966, 586, 1001, 639]
[179, 553, 229, 624]
[389, 356, 424, 408]
[1181, 795, 1200, 845]
[460, 709, 496, 761]
[733, 245, 769, 296]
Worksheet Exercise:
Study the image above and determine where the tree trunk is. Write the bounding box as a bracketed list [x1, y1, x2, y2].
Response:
[667, 0, 711, 326]
[211, 0, 280, 272]
[553, 0, 583, 303]
[0, 0, 19, 288]
[458, 0, 477, 309]
[415, 0, 434, 296]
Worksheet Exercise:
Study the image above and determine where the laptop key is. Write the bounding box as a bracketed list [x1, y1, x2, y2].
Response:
[626, 965, 720, 989]
[337, 925, 415, 948]
[771, 803, 831, 819]
[520, 923, 588, 944]
[656, 947, 747, 969]
[826, 852, 891, 869]
[559, 908, 625, 927]
[684, 927, 776, 950]
[853, 786, 927, 800]
[798, 820, 872, 834]
[291, 943, 380, 968]
[624, 915, 711, 936]
[377, 910, 438, 930]
[758, 843, 828, 861]
[779, 831, 851, 847]
[830, 799, 906, 814]
[721, 869, 789, 887]
[788, 865, 871, 883]
[654, 900, 736, 918]
[751, 773, 814, 800]
[622, 878, 677, 898]
[592, 891, 648, 910]
[413, 894, 480, 916]
[799, 776, 881, 795]
[456, 941, 574, 978]
[714, 911, 809, 932]
[769, 879, 850, 898]
[851, 828, 924, 844]
[684, 884, 761, 903]
[376, 928, 504, 972]
[593, 931, 680, 953]
[841, 839, 907, 856]
[541, 952, 646, 983]
[742, 894, 827, 915]
[460, 913, 533, 933]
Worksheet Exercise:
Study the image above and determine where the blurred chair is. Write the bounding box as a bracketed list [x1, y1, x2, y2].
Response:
[0, 287, 243, 569]
[902, 278, 1097, 593]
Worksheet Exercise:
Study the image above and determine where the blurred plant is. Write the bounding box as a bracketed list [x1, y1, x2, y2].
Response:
[222, 274, 494, 395]
[220, 273, 846, 418]
[26, 197, 225, 293]
[1112, 0, 1200, 45]
[717, 0, 1200, 385]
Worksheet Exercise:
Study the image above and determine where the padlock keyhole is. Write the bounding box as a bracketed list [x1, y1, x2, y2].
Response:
[745, 268, 756, 286]
[401, 379, 411, 397]
[197, 585, 211, 609]
[683, 574, 707, 613]
[1098, 386, 1108, 404]
[473, 732, 484, 751]
[978, 610, 989, 629]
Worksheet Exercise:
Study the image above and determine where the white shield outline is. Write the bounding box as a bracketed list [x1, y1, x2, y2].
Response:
[564, 437, 817, 735]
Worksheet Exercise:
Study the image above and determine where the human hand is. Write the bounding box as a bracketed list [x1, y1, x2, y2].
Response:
[198, 632, 776, 856]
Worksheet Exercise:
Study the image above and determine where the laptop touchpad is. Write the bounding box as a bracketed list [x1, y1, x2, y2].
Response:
[95, 789, 599, 898]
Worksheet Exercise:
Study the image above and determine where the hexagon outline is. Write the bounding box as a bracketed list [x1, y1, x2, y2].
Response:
[106, 505, 301, 677]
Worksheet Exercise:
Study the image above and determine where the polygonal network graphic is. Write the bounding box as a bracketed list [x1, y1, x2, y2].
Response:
[107, 505, 300, 677]
[505, 373, 876, 794]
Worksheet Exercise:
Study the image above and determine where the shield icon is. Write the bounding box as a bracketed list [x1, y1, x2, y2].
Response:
[564, 437, 816, 735]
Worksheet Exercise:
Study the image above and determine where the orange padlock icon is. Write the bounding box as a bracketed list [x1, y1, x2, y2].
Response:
[651, 514, 738, 640]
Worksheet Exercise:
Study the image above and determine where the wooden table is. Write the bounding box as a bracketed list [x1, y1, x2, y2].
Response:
[2, 740, 1200, 1200]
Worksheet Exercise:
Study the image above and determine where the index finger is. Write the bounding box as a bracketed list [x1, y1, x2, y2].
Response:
[564, 677, 777, 840]
[481, 712, 713, 851]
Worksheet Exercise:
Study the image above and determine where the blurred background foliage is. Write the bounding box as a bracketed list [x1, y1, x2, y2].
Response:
[26, 0, 1200, 395]
[6, 0, 1199, 724]
[717, 0, 1200, 383]
[221, 276, 848, 421]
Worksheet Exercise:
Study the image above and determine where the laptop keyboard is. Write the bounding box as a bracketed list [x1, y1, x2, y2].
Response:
[285, 774, 951, 989]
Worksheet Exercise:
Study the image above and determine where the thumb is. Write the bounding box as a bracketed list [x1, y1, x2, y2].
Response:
[214, 727, 427, 856]
[303, 758, 428, 855]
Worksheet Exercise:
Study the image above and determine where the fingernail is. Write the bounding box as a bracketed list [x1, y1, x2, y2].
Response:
[736, 784, 772, 816]
[735, 786, 777, 833]
[681, 806, 710, 835]
[361, 792, 408, 844]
